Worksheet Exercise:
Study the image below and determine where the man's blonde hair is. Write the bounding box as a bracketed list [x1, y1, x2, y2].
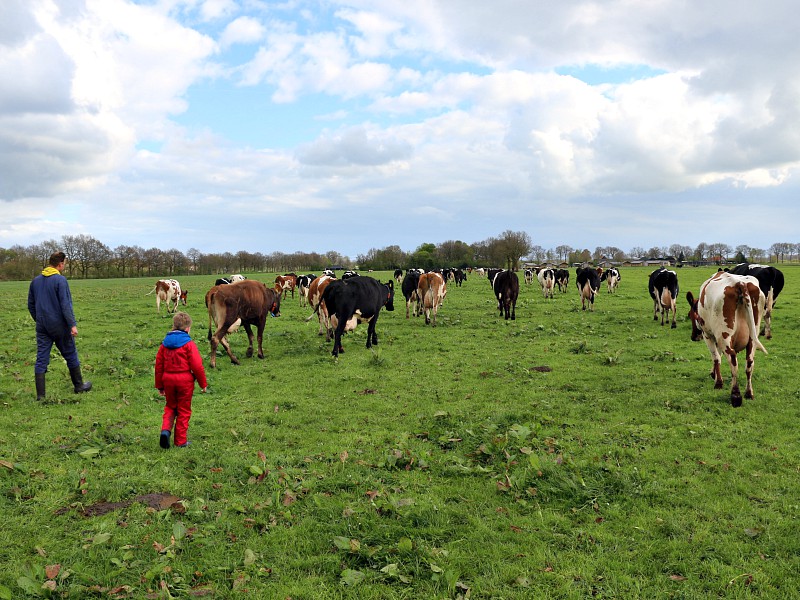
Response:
[172, 312, 192, 331]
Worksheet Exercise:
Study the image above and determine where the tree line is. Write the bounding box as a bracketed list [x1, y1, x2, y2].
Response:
[0, 232, 796, 281]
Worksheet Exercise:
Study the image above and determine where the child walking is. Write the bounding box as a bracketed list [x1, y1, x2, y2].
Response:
[155, 312, 207, 449]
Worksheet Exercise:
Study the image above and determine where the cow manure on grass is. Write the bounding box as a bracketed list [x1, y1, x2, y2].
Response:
[530, 366, 553, 372]
[55, 492, 184, 517]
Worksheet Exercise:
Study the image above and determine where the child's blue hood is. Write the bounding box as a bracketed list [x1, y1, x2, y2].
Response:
[163, 330, 192, 349]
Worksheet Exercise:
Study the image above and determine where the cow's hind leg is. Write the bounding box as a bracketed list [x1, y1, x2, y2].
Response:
[744, 342, 755, 400]
[725, 349, 741, 406]
[256, 319, 266, 359]
[243, 324, 255, 358]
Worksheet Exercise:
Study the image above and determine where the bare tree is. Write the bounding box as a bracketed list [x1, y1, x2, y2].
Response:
[494, 230, 532, 270]
[114, 245, 135, 277]
[186, 248, 202, 273]
[527, 245, 546, 263]
[555, 245, 573, 263]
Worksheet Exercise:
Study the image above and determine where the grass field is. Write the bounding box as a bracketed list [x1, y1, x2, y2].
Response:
[1, 266, 799, 598]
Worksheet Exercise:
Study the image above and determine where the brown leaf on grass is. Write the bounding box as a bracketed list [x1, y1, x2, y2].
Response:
[282, 491, 297, 506]
[510, 525, 523, 533]
[357, 388, 376, 395]
[669, 574, 687, 581]
[45, 564, 61, 579]
[258, 451, 267, 462]
[365, 490, 380, 500]
[530, 366, 552, 372]
[0, 460, 14, 470]
[340, 450, 348, 463]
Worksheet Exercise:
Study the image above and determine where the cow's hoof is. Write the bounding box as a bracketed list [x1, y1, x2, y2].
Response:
[730, 393, 743, 408]
[671, 323, 677, 329]
[246, 349, 253, 358]
[713, 380, 723, 389]
[745, 390, 754, 399]
[231, 359, 240, 365]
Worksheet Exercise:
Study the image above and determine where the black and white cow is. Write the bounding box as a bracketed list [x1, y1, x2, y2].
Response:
[341, 270, 359, 280]
[575, 267, 601, 311]
[724, 263, 784, 339]
[555, 269, 570, 293]
[297, 274, 317, 307]
[600, 267, 621, 293]
[452, 268, 467, 287]
[524, 269, 534, 285]
[489, 270, 519, 320]
[401, 270, 421, 318]
[393, 268, 403, 283]
[537, 268, 556, 299]
[319, 276, 395, 357]
[649, 267, 679, 327]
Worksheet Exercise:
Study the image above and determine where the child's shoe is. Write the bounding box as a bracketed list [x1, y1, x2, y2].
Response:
[160, 430, 171, 449]
[175, 440, 190, 448]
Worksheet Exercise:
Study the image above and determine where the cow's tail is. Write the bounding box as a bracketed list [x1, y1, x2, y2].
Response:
[145, 286, 156, 296]
[738, 282, 768, 355]
[305, 301, 321, 322]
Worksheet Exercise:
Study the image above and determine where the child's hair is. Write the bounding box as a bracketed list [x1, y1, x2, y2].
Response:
[172, 312, 192, 331]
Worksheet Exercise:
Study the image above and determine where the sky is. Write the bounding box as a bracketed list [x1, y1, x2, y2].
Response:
[2, 0, 799, 259]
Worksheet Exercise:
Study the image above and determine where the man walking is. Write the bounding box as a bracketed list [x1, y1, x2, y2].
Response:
[28, 251, 92, 400]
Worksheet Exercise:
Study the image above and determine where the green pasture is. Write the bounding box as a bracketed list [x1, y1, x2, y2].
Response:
[1, 266, 798, 598]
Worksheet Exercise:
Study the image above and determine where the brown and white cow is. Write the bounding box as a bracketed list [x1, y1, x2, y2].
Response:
[274, 274, 297, 299]
[686, 271, 767, 407]
[304, 275, 337, 338]
[417, 272, 447, 326]
[147, 279, 187, 314]
[207, 280, 281, 368]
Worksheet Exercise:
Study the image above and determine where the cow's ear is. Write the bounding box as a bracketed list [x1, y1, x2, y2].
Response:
[686, 291, 695, 306]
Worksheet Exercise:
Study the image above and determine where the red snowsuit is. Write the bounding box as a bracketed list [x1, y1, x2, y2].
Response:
[155, 330, 207, 446]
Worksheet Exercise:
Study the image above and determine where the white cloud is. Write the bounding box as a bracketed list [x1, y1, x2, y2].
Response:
[200, 0, 237, 22]
[296, 125, 412, 167]
[220, 16, 265, 48]
[2, 0, 800, 256]
[0, 0, 216, 201]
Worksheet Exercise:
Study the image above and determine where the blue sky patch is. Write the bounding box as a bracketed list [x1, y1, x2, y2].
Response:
[556, 63, 668, 85]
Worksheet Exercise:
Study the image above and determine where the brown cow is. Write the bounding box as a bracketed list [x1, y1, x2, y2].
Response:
[207, 280, 281, 368]
[417, 272, 446, 326]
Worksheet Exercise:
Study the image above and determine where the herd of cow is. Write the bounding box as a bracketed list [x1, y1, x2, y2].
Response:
[146, 261, 785, 407]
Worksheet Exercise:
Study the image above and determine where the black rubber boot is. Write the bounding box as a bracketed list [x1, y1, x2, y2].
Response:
[35, 373, 46, 401]
[69, 367, 92, 393]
